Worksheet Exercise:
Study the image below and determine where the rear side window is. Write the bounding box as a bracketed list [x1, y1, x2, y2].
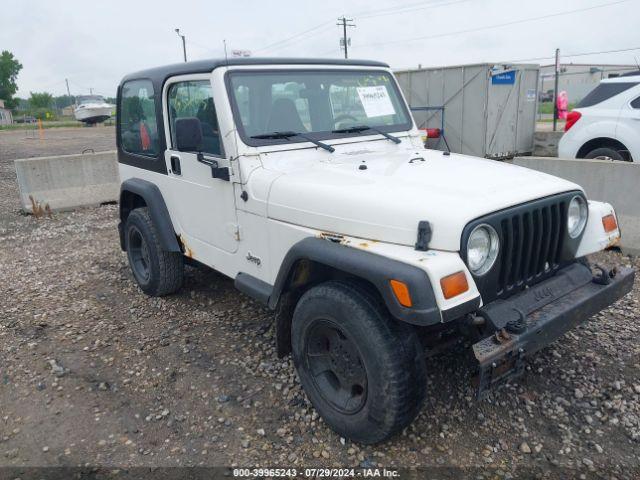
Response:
[119, 80, 159, 157]
[631, 96, 640, 109]
[577, 82, 638, 108]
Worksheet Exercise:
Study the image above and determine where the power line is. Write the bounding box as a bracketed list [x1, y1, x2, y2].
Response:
[505, 46, 640, 64]
[255, 0, 471, 55]
[261, 24, 336, 54]
[357, 0, 631, 49]
[357, 0, 472, 19]
[254, 21, 333, 53]
[395, 46, 640, 71]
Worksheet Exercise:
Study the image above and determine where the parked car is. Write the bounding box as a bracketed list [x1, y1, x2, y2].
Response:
[14, 115, 37, 124]
[538, 89, 554, 102]
[558, 72, 640, 161]
[116, 58, 633, 444]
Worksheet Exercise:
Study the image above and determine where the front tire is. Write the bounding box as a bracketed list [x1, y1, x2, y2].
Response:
[291, 281, 426, 444]
[584, 147, 624, 161]
[124, 208, 184, 296]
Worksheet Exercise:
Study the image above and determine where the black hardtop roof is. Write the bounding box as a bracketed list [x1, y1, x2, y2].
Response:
[120, 57, 390, 86]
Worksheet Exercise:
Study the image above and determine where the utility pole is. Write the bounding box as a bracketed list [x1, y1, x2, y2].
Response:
[553, 48, 560, 132]
[65, 78, 76, 107]
[175, 28, 187, 62]
[336, 16, 355, 59]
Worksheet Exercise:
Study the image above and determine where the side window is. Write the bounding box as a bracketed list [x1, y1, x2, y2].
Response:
[119, 80, 159, 157]
[577, 82, 638, 108]
[631, 96, 640, 109]
[168, 80, 223, 156]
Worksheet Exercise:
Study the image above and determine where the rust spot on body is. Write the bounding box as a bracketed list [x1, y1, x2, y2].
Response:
[179, 235, 194, 258]
[318, 232, 347, 244]
[606, 236, 621, 249]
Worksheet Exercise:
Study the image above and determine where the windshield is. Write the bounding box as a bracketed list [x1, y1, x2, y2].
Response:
[77, 95, 105, 104]
[227, 69, 412, 146]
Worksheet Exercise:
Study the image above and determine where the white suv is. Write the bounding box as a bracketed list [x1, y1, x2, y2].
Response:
[116, 58, 633, 443]
[559, 72, 640, 161]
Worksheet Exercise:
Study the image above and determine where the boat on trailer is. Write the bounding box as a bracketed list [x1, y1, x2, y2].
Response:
[74, 95, 114, 124]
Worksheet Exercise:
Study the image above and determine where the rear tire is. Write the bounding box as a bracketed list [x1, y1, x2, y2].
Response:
[584, 147, 624, 161]
[291, 281, 426, 444]
[124, 208, 184, 296]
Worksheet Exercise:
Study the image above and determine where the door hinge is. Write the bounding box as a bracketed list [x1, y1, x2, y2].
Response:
[224, 223, 241, 241]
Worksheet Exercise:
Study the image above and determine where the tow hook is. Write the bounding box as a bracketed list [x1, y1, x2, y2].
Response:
[592, 264, 617, 285]
[493, 328, 511, 344]
[505, 308, 527, 334]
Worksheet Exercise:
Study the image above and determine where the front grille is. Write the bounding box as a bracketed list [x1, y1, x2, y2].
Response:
[497, 200, 566, 296]
[461, 191, 584, 303]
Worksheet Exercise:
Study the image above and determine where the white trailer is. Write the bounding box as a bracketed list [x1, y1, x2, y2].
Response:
[395, 63, 540, 159]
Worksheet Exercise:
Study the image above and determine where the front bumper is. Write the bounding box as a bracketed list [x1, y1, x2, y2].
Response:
[472, 262, 634, 397]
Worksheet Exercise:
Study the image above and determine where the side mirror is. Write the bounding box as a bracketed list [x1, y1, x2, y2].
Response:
[175, 117, 203, 151]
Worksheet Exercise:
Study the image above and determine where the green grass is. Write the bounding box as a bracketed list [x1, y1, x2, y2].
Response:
[0, 119, 115, 131]
[537, 102, 576, 115]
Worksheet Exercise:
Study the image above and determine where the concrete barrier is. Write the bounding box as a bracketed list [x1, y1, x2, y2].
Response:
[513, 157, 640, 255]
[14, 150, 119, 213]
[533, 131, 563, 157]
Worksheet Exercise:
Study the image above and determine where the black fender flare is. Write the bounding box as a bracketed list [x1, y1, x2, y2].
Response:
[268, 237, 441, 326]
[118, 178, 181, 252]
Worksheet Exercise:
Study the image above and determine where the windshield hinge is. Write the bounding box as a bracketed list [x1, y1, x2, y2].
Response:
[415, 221, 432, 251]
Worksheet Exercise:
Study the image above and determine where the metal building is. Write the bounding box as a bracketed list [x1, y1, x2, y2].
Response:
[539, 63, 638, 104]
[395, 63, 540, 159]
[0, 99, 13, 126]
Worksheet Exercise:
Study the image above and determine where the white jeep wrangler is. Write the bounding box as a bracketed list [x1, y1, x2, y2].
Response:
[116, 58, 634, 444]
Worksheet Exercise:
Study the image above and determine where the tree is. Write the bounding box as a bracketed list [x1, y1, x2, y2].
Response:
[29, 91, 53, 109]
[0, 50, 23, 109]
[54, 94, 76, 109]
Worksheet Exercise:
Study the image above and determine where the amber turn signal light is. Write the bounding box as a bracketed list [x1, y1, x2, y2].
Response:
[440, 271, 469, 299]
[390, 279, 413, 307]
[602, 214, 618, 233]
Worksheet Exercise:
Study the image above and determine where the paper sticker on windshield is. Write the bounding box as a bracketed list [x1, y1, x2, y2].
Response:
[357, 86, 396, 117]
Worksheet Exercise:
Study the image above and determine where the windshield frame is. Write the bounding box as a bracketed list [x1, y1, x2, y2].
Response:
[224, 68, 413, 148]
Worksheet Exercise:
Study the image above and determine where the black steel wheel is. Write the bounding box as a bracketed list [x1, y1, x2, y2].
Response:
[128, 225, 151, 283]
[305, 320, 367, 415]
[291, 281, 426, 444]
[124, 208, 184, 296]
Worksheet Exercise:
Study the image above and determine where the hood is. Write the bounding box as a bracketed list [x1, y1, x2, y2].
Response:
[265, 145, 581, 251]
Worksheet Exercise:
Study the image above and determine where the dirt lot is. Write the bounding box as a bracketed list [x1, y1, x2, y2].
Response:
[0, 126, 115, 222]
[1, 127, 639, 478]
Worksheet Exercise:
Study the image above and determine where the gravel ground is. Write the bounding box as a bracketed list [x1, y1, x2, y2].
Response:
[1, 128, 639, 478]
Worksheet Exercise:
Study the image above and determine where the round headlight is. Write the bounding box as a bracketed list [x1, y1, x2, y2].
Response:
[567, 195, 588, 238]
[467, 224, 499, 276]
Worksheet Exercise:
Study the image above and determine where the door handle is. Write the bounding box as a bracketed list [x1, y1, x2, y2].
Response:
[170, 156, 181, 175]
[196, 153, 230, 181]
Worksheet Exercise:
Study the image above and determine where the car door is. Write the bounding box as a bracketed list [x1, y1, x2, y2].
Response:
[163, 75, 239, 254]
[614, 88, 640, 161]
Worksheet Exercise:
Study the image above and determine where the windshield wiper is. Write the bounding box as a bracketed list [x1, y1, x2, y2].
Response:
[250, 131, 335, 153]
[331, 125, 401, 144]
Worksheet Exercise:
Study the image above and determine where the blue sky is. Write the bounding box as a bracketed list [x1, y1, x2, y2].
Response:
[2, 0, 639, 97]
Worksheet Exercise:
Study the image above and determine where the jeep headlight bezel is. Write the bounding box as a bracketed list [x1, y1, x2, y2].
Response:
[567, 195, 588, 239]
[466, 224, 500, 276]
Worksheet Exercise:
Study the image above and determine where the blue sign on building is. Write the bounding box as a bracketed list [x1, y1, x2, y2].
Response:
[491, 70, 516, 85]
